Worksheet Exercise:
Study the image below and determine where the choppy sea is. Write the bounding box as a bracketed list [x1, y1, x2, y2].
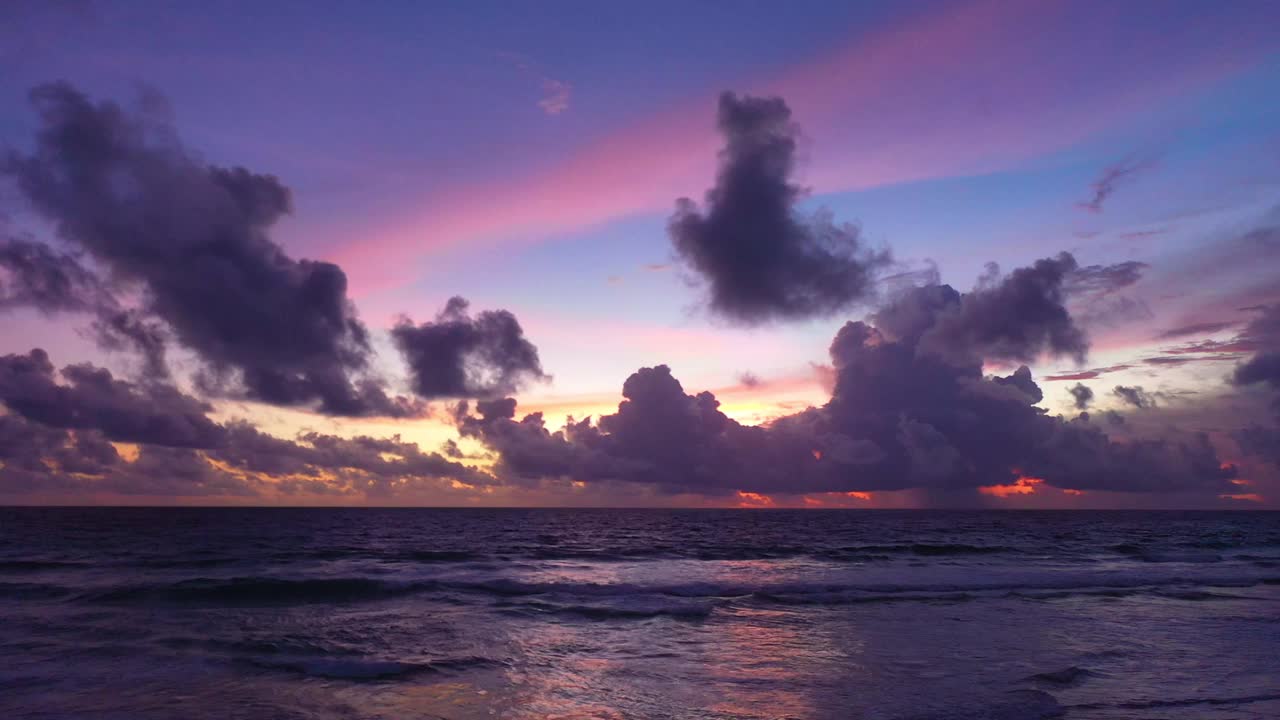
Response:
[2, 508, 1278, 719]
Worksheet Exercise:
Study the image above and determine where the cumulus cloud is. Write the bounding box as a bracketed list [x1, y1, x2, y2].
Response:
[392, 296, 547, 399]
[457, 255, 1236, 498]
[669, 92, 891, 324]
[879, 253, 1090, 365]
[3, 83, 417, 416]
[1113, 385, 1158, 409]
[1069, 383, 1094, 410]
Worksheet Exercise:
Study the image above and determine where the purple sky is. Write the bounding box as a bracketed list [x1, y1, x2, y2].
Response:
[1, 0, 1279, 507]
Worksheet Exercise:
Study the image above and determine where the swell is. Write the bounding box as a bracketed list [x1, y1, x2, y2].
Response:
[35, 540, 1279, 570]
[80, 577, 428, 606]
[0, 559, 87, 573]
[45, 569, 1280, 609]
[240, 654, 497, 681]
[78, 543, 1019, 568]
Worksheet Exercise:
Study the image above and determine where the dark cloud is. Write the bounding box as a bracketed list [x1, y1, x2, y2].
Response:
[1156, 321, 1239, 340]
[3, 82, 417, 416]
[0, 350, 484, 498]
[392, 297, 547, 399]
[892, 253, 1089, 365]
[91, 309, 170, 378]
[1236, 353, 1280, 392]
[669, 92, 891, 324]
[1065, 260, 1147, 296]
[1118, 228, 1168, 240]
[1159, 338, 1258, 356]
[1072, 294, 1153, 329]
[459, 255, 1235, 498]
[0, 236, 171, 377]
[992, 365, 1043, 403]
[1064, 260, 1151, 329]
[0, 236, 106, 313]
[1234, 424, 1280, 466]
[0, 349, 224, 448]
[738, 372, 762, 389]
[1077, 157, 1155, 213]
[1142, 355, 1238, 367]
[215, 421, 492, 498]
[1113, 385, 1158, 409]
[1231, 304, 1280, 397]
[1043, 364, 1133, 382]
[1069, 383, 1094, 410]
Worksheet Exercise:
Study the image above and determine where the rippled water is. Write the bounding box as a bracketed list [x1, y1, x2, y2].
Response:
[2, 508, 1278, 719]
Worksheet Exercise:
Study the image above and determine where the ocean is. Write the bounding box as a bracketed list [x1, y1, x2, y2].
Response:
[1, 508, 1277, 719]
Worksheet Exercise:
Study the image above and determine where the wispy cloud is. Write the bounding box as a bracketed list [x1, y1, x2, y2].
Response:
[1077, 156, 1158, 213]
[501, 51, 572, 115]
[538, 78, 572, 115]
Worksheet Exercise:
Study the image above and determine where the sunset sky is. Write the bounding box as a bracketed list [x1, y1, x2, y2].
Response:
[2, 0, 1279, 507]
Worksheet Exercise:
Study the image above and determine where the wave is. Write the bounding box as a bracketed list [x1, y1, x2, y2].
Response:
[0, 581, 74, 600]
[243, 655, 496, 681]
[46, 564, 1280, 611]
[899, 690, 1062, 720]
[1069, 692, 1280, 712]
[82, 576, 427, 606]
[527, 543, 1016, 562]
[0, 559, 85, 573]
[509, 597, 718, 620]
[1026, 666, 1095, 686]
[504, 573, 1258, 601]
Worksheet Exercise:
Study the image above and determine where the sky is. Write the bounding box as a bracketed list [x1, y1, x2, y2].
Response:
[1, 0, 1279, 508]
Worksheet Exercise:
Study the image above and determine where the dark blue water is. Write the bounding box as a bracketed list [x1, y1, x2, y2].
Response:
[2, 509, 1278, 719]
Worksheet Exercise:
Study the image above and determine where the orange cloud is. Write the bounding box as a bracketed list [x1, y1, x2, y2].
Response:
[1221, 493, 1264, 503]
[737, 491, 776, 507]
[979, 476, 1044, 497]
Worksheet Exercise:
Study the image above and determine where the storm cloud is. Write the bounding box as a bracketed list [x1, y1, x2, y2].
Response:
[392, 297, 547, 399]
[3, 83, 416, 416]
[669, 92, 891, 324]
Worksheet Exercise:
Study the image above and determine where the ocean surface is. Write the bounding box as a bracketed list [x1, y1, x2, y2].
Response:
[1, 509, 1278, 720]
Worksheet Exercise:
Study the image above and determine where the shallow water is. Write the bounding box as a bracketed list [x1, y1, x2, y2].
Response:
[1, 508, 1278, 719]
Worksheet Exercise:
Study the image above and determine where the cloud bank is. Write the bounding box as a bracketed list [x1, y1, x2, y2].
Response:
[457, 257, 1237, 500]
